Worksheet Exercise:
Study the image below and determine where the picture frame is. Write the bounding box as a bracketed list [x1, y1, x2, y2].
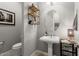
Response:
[0, 8, 15, 25]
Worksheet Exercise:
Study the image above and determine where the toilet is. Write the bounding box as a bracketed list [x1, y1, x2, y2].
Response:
[0, 42, 22, 56]
[11, 42, 22, 56]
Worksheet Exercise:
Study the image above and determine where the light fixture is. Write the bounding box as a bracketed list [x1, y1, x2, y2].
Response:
[68, 29, 74, 37]
[67, 29, 74, 42]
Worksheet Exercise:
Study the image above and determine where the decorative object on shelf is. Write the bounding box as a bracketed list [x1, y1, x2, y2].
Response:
[54, 22, 60, 30]
[28, 3, 40, 25]
[73, 10, 78, 31]
[67, 29, 74, 43]
[0, 8, 15, 25]
[45, 31, 48, 36]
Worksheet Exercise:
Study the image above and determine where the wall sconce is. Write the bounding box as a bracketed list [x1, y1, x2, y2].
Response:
[28, 3, 40, 25]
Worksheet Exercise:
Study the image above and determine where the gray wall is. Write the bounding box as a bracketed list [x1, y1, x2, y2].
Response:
[0, 2, 22, 53]
[24, 2, 38, 56]
[36, 2, 74, 55]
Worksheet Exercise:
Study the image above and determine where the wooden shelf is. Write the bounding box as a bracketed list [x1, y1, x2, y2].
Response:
[62, 49, 76, 53]
[60, 40, 78, 56]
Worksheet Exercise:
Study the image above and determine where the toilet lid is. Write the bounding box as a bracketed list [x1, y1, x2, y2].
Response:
[12, 42, 22, 48]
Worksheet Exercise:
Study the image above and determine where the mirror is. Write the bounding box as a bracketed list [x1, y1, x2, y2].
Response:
[47, 10, 60, 31]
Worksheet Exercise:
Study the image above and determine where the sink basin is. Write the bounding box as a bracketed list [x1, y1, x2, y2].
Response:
[40, 36, 60, 43]
[40, 35, 60, 56]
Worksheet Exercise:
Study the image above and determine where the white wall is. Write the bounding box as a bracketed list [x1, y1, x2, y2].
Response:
[24, 2, 38, 56]
[54, 2, 74, 39]
[0, 2, 22, 53]
[23, 2, 79, 56]
[74, 3, 79, 43]
[36, 2, 74, 55]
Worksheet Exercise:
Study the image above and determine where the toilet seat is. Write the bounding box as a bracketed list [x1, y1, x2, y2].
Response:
[12, 42, 22, 49]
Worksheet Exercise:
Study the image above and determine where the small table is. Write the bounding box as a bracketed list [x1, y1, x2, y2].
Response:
[60, 39, 78, 56]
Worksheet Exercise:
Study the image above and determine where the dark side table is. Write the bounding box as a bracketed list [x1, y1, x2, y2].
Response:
[60, 39, 78, 56]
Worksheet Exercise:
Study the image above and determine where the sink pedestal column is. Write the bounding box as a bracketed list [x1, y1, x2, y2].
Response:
[48, 43, 53, 56]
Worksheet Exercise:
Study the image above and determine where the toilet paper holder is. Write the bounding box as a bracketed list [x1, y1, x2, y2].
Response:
[0, 41, 5, 45]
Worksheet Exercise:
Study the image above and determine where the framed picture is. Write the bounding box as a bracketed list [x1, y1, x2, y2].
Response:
[0, 8, 15, 25]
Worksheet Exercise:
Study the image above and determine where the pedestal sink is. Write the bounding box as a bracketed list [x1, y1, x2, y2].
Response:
[40, 36, 60, 56]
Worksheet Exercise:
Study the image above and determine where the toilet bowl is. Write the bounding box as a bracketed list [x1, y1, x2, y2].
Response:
[12, 42, 22, 49]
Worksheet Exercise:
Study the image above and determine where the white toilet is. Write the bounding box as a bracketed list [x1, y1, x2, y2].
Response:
[0, 42, 22, 56]
[11, 42, 22, 56]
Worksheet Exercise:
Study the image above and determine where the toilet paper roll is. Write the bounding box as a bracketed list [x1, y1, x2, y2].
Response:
[0, 41, 4, 45]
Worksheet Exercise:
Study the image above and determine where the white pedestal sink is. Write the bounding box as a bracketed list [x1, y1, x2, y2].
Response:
[40, 36, 60, 56]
